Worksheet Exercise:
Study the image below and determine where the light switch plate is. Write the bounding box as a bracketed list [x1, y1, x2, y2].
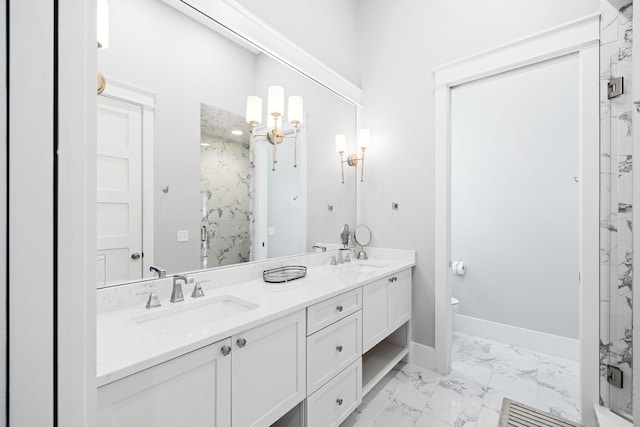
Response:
[177, 230, 189, 242]
[268, 226, 276, 236]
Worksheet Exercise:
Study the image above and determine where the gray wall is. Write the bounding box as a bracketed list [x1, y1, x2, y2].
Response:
[450, 56, 580, 339]
[357, 0, 599, 348]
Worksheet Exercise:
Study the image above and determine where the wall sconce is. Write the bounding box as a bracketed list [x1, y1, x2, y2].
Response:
[336, 129, 370, 183]
[97, 0, 109, 95]
[246, 86, 303, 171]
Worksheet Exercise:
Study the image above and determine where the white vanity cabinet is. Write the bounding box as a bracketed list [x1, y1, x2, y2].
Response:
[362, 269, 411, 352]
[361, 268, 412, 395]
[231, 309, 306, 427]
[305, 288, 363, 427]
[97, 338, 232, 427]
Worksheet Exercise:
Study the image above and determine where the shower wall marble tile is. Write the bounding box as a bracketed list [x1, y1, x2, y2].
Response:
[599, 0, 634, 416]
[199, 105, 252, 268]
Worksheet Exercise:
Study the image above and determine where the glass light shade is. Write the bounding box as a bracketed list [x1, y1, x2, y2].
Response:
[97, 0, 110, 48]
[288, 96, 303, 124]
[267, 86, 285, 116]
[359, 129, 371, 149]
[335, 135, 346, 153]
[246, 96, 262, 124]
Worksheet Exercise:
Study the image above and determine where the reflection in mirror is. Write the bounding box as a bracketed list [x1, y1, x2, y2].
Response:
[97, 0, 357, 287]
[199, 104, 251, 269]
[354, 224, 372, 261]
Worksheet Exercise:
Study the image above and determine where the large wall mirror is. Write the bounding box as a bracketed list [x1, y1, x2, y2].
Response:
[96, 0, 358, 287]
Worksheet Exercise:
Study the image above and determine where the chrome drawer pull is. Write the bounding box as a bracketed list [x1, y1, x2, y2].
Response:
[336, 345, 343, 352]
[336, 397, 343, 406]
[336, 305, 344, 312]
[236, 338, 247, 348]
[220, 345, 231, 356]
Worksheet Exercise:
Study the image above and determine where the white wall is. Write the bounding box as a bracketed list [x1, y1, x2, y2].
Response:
[236, 0, 360, 85]
[451, 56, 580, 339]
[99, 0, 257, 273]
[358, 0, 599, 348]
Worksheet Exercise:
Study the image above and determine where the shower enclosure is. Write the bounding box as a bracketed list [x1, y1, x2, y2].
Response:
[599, 0, 634, 420]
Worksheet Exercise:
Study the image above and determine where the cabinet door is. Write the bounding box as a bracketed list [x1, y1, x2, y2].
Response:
[97, 338, 232, 427]
[362, 278, 389, 353]
[232, 310, 306, 427]
[389, 269, 412, 330]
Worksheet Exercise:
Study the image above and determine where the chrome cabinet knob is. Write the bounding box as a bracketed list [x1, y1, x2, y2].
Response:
[236, 338, 247, 348]
[221, 345, 231, 356]
[131, 252, 141, 260]
[336, 398, 343, 406]
[336, 305, 343, 312]
[336, 345, 343, 352]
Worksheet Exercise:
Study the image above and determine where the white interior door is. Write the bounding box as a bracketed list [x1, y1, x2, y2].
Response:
[97, 95, 143, 286]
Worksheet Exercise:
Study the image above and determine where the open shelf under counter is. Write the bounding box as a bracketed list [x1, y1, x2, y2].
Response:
[361, 322, 410, 396]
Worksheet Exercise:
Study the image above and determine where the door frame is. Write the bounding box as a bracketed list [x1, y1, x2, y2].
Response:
[433, 15, 600, 425]
[99, 79, 155, 280]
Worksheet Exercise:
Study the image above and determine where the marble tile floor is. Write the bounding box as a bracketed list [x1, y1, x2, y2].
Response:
[341, 332, 580, 427]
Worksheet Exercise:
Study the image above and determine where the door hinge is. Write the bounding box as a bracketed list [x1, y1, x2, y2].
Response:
[606, 365, 623, 389]
[608, 77, 624, 99]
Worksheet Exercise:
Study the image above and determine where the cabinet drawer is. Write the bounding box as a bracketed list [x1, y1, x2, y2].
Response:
[307, 288, 362, 335]
[306, 359, 362, 427]
[307, 311, 362, 395]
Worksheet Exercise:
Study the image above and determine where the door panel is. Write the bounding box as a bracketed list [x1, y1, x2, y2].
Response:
[97, 96, 143, 285]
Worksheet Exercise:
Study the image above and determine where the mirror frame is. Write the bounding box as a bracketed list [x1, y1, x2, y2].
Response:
[97, 0, 365, 288]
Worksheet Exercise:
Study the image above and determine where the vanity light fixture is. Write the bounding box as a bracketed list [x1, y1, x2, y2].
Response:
[336, 129, 370, 183]
[97, 0, 109, 94]
[245, 86, 303, 171]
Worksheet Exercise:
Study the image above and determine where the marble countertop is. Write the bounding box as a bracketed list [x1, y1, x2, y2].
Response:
[97, 256, 415, 387]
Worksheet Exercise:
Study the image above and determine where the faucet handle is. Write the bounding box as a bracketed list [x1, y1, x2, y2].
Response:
[191, 280, 209, 298]
[138, 290, 161, 309]
[330, 256, 337, 266]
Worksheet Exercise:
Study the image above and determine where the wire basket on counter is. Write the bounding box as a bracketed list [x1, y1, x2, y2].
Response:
[262, 266, 307, 283]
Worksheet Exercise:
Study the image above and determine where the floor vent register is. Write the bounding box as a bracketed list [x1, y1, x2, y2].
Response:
[499, 398, 583, 427]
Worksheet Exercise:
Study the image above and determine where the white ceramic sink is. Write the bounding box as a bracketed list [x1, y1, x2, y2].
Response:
[134, 295, 259, 333]
[354, 263, 387, 274]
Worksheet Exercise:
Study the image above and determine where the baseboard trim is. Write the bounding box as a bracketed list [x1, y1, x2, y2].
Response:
[454, 315, 579, 360]
[409, 341, 435, 370]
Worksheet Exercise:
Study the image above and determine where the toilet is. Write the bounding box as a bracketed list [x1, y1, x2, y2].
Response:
[451, 297, 459, 328]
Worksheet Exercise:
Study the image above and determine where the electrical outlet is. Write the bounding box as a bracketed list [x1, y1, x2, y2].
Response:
[177, 230, 189, 242]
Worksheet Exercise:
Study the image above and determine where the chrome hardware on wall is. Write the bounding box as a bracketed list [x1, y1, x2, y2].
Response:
[336, 398, 343, 406]
[237, 338, 247, 348]
[220, 345, 231, 356]
[336, 345, 343, 352]
[608, 76, 624, 99]
[336, 305, 344, 312]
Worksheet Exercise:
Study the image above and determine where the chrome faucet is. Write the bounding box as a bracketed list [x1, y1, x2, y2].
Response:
[149, 265, 166, 278]
[312, 245, 327, 252]
[171, 274, 191, 303]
